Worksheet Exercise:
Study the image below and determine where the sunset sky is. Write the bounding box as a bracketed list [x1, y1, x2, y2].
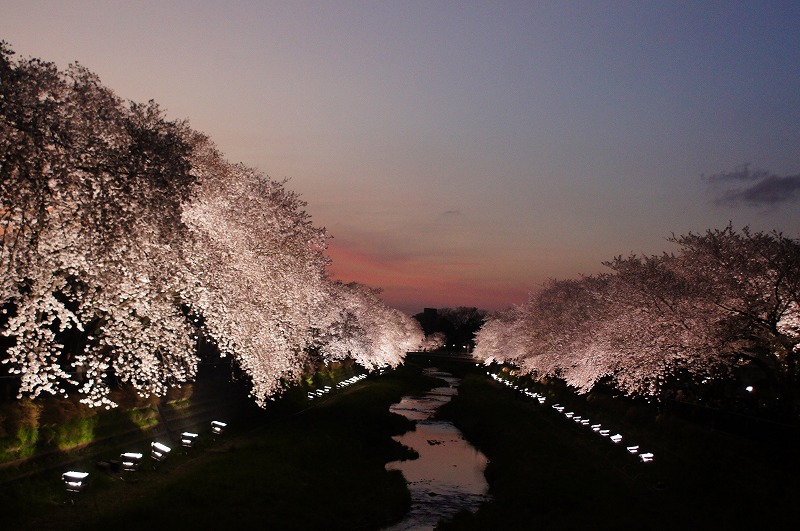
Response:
[3, 1, 799, 314]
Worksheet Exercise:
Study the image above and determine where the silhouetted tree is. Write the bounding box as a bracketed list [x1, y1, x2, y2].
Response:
[414, 306, 486, 351]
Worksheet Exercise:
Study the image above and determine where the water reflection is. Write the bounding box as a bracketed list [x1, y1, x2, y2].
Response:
[385, 369, 490, 530]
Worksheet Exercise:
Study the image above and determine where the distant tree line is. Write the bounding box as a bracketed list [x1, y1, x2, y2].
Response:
[474, 226, 800, 416]
[0, 42, 422, 408]
[414, 307, 487, 352]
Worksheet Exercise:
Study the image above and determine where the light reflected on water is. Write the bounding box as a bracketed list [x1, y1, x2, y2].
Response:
[385, 369, 490, 530]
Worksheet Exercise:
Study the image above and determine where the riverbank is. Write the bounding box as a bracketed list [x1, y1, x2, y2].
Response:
[435, 368, 800, 530]
[2, 365, 441, 530]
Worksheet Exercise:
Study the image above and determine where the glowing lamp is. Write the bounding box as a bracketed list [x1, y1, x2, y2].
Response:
[120, 452, 143, 472]
[580, 419, 590, 426]
[150, 442, 171, 461]
[538, 397, 546, 404]
[62, 471, 89, 493]
[745, 385, 754, 393]
[610, 434, 623, 443]
[573, 416, 582, 422]
[599, 429, 610, 437]
[553, 405, 565, 413]
[181, 432, 199, 448]
[640, 452, 655, 462]
[211, 420, 227, 435]
[591, 424, 602, 431]
[627, 445, 639, 454]
[565, 412, 574, 418]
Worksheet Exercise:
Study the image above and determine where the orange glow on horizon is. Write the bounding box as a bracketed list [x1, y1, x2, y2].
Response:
[325, 239, 531, 314]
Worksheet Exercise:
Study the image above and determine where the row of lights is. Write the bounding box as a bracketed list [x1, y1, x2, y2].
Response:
[490, 373, 655, 463]
[62, 419, 228, 495]
[307, 374, 367, 400]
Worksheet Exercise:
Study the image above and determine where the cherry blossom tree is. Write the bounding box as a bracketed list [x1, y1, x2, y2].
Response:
[475, 227, 800, 409]
[310, 281, 423, 369]
[180, 133, 334, 406]
[1, 44, 196, 408]
[661, 227, 800, 397]
[419, 332, 446, 352]
[2, 42, 422, 408]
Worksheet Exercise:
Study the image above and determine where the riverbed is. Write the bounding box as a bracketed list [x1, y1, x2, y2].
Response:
[385, 368, 490, 530]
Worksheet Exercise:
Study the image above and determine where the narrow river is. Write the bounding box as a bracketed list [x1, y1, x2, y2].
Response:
[384, 368, 490, 530]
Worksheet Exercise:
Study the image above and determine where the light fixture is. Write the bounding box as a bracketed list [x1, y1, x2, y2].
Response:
[120, 452, 143, 472]
[151, 441, 171, 461]
[627, 445, 640, 454]
[640, 452, 655, 462]
[211, 420, 227, 435]
[181, 432, 199, 448]
[62, 471, 89, 493]
[610, 434, 623, 443]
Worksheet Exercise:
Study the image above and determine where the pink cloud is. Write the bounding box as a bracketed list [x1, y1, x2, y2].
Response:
[325, 239, 531, 314]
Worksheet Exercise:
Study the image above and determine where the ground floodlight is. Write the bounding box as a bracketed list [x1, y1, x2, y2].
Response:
[211, 420, 227, 435]
[627, 445, 640, 454]
[538, 397, 546, 404]
[120, 452, 143, 472]
[151, 441, 171, 461]
[640, 452, 655, 463]
[62, 471, 89, 493]
[591, 424, 602, 431]
[599, 429, 610, 437]
[181, 432, 199, 448]
[610, 434, 623, 443]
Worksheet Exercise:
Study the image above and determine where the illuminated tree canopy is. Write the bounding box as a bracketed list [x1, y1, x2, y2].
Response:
[0, 42, 422, 408]
[474, 226, 800, 409]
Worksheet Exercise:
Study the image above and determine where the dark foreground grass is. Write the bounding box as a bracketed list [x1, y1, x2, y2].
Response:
[435, 372, 800, 531]
[2, 365, 440, 531]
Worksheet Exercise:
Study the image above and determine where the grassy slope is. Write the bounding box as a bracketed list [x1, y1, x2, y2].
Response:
[3, 365, 439, 531]
[435, 370, 800, 530]
[7, 361, 798, 530]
